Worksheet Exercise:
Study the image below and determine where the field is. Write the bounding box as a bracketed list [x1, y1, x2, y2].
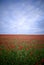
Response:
[0, 35, 44, 65]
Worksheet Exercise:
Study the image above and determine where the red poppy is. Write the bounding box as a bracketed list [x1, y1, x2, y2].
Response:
[41, 58, 44, 62]
[0, 41, 2, 44]
[26, 48, 29, 51]
[10, 44, 16, 49]
[0, 48, 2, 50]
[35, 62, 38, 65]
[6, 42, 8, 46]
[18, 46, 23, 50]
[29, 46, 32, 49]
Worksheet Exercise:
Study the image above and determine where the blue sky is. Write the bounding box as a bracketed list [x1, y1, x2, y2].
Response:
[0, 0, 44, 34]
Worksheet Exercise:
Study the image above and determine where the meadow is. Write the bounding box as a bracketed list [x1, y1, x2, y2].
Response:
[0, 35, 44, 65]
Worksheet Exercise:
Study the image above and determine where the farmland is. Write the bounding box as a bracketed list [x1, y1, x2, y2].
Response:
[0, 35, 44, 65]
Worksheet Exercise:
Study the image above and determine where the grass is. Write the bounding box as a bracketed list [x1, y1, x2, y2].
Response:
[0, 39, 44, 65]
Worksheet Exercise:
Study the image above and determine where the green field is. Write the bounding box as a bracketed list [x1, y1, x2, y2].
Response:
[0, 38, 44, 65]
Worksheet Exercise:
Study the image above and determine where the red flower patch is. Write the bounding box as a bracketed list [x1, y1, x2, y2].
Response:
[10, 44, 16, 48]
[0, 41, 2, 44]
[35, 63, 38, 65]
[30, 51, 33, 56]
[18, 46, 23, 50]
[0, 48, 2, 50]
[26, 48, 29, 51]
[41, 58, 44, 62]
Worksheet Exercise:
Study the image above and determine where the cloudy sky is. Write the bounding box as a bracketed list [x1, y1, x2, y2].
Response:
[0, 0, 44, 34]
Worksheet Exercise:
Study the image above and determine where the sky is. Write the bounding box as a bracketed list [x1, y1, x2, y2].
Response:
[0, 0, 44, 34]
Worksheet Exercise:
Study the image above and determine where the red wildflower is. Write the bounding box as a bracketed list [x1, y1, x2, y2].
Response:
[0, 48, 2, 50]
[41, 58, 44, 62]
[26, 48, 29, 51]
[30, 46, 32, 49]
[0, 41, 2, 44]
[35, 62, 38, 65]
[18, 46, 23, 50]
[10, 44, 16, 49]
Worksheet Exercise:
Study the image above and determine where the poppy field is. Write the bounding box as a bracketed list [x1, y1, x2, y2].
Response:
[0, 35, 44, 65]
